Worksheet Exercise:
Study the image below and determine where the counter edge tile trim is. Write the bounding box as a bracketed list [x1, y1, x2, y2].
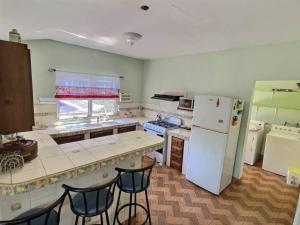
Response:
[0, 143, 163, 196]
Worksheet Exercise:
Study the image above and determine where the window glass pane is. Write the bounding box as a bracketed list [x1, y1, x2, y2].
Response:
[59, 100, 89, 119]
[92, 100, 116, 116]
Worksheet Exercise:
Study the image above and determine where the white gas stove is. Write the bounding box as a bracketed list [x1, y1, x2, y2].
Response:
[143, 116, 181, 165]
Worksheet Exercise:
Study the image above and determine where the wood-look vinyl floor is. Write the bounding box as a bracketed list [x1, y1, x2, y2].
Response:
[125, 158, 299, 225]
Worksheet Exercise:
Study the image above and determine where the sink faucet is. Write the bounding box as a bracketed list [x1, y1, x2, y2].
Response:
[156, 113, 162, 121]
[96, 114, 109, 123]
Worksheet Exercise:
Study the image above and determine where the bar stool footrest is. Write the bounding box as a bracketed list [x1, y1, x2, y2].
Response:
[116, 203, 150, 225]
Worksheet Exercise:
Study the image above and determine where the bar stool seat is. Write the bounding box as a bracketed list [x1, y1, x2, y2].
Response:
[72, 189, 113, 215]
[14, 208, 58, 225]
[113, 158, 156, 225]
[63, 173, 120, 225]
[118, 172, 149, 193]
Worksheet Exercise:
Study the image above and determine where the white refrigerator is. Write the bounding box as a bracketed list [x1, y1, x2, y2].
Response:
[186, 95, 243, 195]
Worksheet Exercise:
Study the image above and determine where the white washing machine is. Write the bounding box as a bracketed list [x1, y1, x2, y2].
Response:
[244, 120, 265, 165]
[262, 125, 300, 176]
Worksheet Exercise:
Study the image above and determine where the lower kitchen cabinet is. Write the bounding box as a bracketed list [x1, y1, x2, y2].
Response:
[52, 125, 138, 145]
[167, 133, 190, 175]
[117, 125, 136, 133]
[52, 134, 84, 144]
[90, 129, 114, 138]
[170, 137, 184, 171]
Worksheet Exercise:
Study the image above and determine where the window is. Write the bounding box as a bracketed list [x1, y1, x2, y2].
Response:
[58, 99, 117, 119]
[55, 71, 120, 120]
[92, 99, 117, 116]
[58, 100, 89, 119]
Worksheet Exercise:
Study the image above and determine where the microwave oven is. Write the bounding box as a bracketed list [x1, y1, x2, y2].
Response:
[178, 97, 194, 111]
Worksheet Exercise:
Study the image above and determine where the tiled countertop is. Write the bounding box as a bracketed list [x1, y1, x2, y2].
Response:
[0, 129, 163, 196]
[168, 128, 191, 140]
[44, 117, 150, 138]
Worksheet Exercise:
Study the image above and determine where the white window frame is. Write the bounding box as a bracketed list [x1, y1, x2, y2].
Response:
[58, 99, 118, 120]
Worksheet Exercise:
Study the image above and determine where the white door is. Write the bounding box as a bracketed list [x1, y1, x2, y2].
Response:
[192, 95, 233, 133]
[186, 126, 228, 195]
[243, 131, 256, 165]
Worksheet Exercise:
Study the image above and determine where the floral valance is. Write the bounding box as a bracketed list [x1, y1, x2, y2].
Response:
[55, 71, 120, 99]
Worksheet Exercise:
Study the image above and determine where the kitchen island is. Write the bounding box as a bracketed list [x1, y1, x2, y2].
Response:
[0, 130, 164, 224]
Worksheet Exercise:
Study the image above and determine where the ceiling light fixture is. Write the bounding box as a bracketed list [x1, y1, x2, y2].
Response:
[141, 5, 150, 11]
[122, 32, 142, 46]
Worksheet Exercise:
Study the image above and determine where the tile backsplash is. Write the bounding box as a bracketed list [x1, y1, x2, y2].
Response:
[34, 99, 192, 128]
[34, 103, 58, 128]
[34, 102, 143, 128]
[142, 101, 193, 127]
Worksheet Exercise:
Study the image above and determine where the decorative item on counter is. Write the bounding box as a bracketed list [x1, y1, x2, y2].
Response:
[0, 151, 24, 173]
[0, 139, 38, 163]
[121, 110, 134, 118]
[9, 29, 21, 43]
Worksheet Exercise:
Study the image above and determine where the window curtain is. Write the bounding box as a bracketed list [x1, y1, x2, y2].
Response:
[55, 71, 120, 99]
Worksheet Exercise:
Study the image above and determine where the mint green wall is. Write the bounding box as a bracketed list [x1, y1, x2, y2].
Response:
[253, 91, 300, 110]
[251, 87, 300, 125]
[25, 40, 144, 102]
[142, 41, 300, 178]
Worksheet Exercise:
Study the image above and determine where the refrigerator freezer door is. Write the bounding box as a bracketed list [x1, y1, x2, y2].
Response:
[192, 96, 233, 133]
[186, 126, 228, 195]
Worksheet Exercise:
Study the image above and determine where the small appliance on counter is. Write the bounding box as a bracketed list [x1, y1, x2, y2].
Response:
[178, 97, 194, 111]
[143, 115, 182, 165]
[186, 95, 244, 195]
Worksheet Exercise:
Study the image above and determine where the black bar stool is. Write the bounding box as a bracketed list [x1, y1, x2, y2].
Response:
[113, 158, 156, 225]
[0, 191, 67, 225]
[63, 173, 120, 225]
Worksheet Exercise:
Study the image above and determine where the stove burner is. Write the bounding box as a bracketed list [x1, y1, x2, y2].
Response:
[148, 121, 178, 128]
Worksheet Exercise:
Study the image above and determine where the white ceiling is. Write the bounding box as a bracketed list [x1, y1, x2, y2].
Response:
[1, 0, 300, 59]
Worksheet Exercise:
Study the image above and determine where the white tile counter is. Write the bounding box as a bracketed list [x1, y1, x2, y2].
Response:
[168, 128, 191, 140]
[0, 130, 163, 223]
[44, 117, 149, 138]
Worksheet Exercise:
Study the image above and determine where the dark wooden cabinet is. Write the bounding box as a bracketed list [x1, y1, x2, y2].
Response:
[117, 125, 136, 134]
[170, 136, 184, 171]
[0, 40, 34, 134]
[52, 134, 85, 144]
[90, 129, 114, 138]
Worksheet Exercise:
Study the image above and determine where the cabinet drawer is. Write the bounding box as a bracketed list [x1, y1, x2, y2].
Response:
[170, 160, 182, 171]
[171, 153, 182, 163]
[90, 129, 113, 138]
[171, 145, 183, 156]
[53, 134, 84, 144]
[117, 125, 136, 134]
[171, 136, 184, 148]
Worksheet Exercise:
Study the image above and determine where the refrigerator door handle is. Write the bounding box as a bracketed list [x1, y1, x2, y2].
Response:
[192, 125, 229, 134]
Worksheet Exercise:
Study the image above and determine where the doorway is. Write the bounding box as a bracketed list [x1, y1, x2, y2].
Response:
[241, 80, 300, 225]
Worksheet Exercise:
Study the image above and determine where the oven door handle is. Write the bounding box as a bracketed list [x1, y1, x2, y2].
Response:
[144, 128, 164, 137]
